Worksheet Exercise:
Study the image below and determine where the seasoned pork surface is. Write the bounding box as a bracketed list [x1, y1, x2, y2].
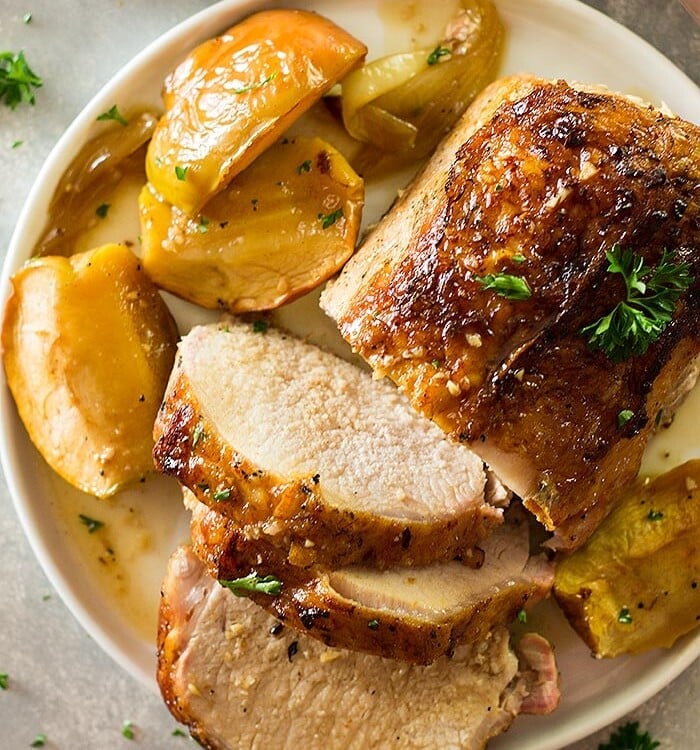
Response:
[321, 75, 700, 549]
[158, 546, 559, 750]
[188, 492, 553, 664]
[154, 320, 503, 568]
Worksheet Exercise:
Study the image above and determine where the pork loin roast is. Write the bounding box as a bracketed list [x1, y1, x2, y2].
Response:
[321, 75, 700, 550]
[187, 489, 553, 663]
[154, 320, 506, 568]
[158, 546, 559, 750]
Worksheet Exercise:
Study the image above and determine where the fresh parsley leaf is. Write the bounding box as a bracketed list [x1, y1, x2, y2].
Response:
[581, 245, 693, 362]
[31, 735, 47, 748]
[318, 208, 343, 229]
[232, 72, 276, 94]
[427, 46, 451, 65]
[78, 514, 104, 533]
[219, 573, 283, 597]
[95, 202, 110, 219]
[0, 50, 42, 109]
[121, 720, 135, 740]
[96, 104, 127, 126]
[174, 165, 188, 181]
[0, 672, 8, 689]
[599, 721, 660, 750]
[475, 273, 532, 300]
[617, 409, 634, 428]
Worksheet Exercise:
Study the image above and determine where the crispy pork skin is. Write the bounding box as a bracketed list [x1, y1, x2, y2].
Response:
[154, 320, 504, 568]
[158, 546, 559, 750]
[188, 491, 553, 664]
[321, 75, 700, 549]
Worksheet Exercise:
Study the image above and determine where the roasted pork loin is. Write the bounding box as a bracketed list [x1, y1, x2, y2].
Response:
[187, 490, 553, 663]
[321, 75, 700, 549]
[158, 546, 559, 750]
[154, 320, 506, 568]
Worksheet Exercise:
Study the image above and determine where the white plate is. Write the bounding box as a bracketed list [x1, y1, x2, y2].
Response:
[1, 1, 698, 749]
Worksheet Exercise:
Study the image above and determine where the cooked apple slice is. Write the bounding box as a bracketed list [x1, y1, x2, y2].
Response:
[146, 9, 366, 214]
[2, 243, 178, 498]
[140, 135, 364, 312]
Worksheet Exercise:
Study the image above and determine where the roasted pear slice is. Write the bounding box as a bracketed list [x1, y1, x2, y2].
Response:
[2, 243, 178, 498]
[146, 9, 366, 214]
[140, 135, 364, 312]
[554, 460, 700, 657]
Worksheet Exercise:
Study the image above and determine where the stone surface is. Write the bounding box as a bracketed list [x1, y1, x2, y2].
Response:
[0, 1, 697, 748]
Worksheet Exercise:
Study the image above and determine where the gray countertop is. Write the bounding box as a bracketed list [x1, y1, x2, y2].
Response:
[0, 1, 698, 748]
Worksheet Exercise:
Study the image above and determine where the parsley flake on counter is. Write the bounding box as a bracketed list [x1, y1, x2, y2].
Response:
[96, 202, 110, 219]
[172, 728, 188, 737]
[30, 734, 46, 748]
[22, 12, 33, 24]
[598, 721, 659, 750]
[647, 509, 664, 521]
[121, 720, 135, 740]
[219, 573, 283, 597]
[427, 45, 451, 65]
[475, 272, 532, 300]
[0, 672, 8, 689]
[0, 50, 42, 109]
[174, 165, 188, 181]
[318, 208, 343, 229]
[96, 104, 128, 126]
[11, 140, 23, 149]
[78, 513, 104, 533]
[581, 244, 693, 362]
[617, 409, 634, 428]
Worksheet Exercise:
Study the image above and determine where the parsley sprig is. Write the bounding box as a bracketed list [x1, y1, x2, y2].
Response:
[475, 272, 532, 300]
[0, 50, 42, 109]
[598, 721, 659, 750]
[581, 244, 692, 362]
[219, 573, 282, 597]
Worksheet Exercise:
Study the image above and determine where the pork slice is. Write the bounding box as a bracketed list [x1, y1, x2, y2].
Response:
[154, 320, 503, 568]
[321, 74, 700, 550]
[158, 545, 559, 750]
[188, 490, 553, 664]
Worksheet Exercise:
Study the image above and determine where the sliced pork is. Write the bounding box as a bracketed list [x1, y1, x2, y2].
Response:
[154, 320, 504, 568]
[158, 546, 559, 750]
[321, 75, 700, 549]
[188, 491, 553, 664]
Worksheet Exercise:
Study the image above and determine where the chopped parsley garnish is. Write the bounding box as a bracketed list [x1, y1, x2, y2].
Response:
[647, 509, 664, 521]
[197, 215, 210, 233]
[296, 160, 312, 174]
[617, 607, 633, 624]
[516, 609, 528, 624]
[0, 672, 8, 689]
[0, 50, 42, 109]
[252, 319, 269, 334]
[78, 514, 104, 533]
[512, 253, 526, 263]
[219, 573, 283, 597]
[213, 489, 231, 501]
[191, 423, 205, 448]
[427, 46, 451, 65]
[475, 272, 532, 300]
[121, 720, 135, 740]
[30, 735, 47, 748]
[232, 72, 277, 94]
[96, 104, 128, 126]
[318, 208, 343, 229]
[431, 359, 440, 368]
[367, 619, 380, 630]
[11, 140, 23, 149]
[96, 202, 110, 219]
[174, 165, 188, 181]
[581, 245, 693, 362]
[172, 728, 188, 737]
[598, 721, 659, 750]
[22, 13, 33, 24]
[617, 409, 634, 428]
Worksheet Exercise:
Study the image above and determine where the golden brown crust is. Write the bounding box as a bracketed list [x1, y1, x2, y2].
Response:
[189, 501, 552, 665]
[327, 77, 700, 549]
[153, 364, 500, 569]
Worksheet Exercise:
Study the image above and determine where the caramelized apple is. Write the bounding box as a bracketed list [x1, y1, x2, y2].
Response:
[140, 136, 364, 312]
[2, 243, 178, 497]
[146, 9, 366, 215]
